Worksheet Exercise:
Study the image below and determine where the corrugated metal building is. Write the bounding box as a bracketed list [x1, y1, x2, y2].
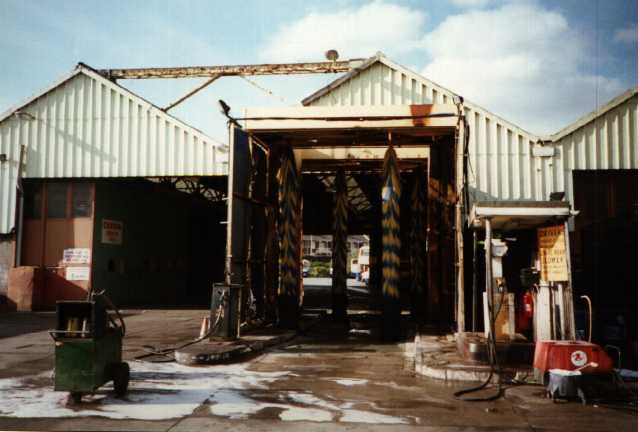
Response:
[0, 63, 227, 234]
[1, 52, 637, 317]
[304, 53, 638, 225]
[303, 53, 551, 206]
[0, 63, 228, 307]
[545, 86, 638, 339]
[303, 52, 638, 343]
[303, 53, 638, 217]
[549, 86, 638, 199]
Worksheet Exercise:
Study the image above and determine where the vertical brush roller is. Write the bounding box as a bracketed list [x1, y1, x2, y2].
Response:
[382, 145, 401, 339]
[331, 168, 349, 322]
[277, 147, 301, 328]
[410, 168, 427, 322]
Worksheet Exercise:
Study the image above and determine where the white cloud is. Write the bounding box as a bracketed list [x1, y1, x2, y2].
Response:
[261, 2, 426, 62]
[261, 1, 624, 136]
[422, 2, 623, 134]
[614, 25, 638, 43]
[450, 0, 493, 8]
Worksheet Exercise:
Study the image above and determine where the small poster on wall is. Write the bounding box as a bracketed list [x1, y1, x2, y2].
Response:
[102, 219, 123, 245]
[66, 266, 91, 281]
[537, 224, 569, 282]
[63, 248, 91, 264]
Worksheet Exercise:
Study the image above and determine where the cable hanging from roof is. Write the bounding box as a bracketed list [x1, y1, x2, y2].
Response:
[239, 76, 288, 103]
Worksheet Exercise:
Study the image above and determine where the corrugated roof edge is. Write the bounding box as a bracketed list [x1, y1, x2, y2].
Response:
[0, 62, 228, 151]
[301, 52, 540, 140]
[548, 83, 638, 142]
[303, 52, 638, 145]
[0, 67, 83, 124]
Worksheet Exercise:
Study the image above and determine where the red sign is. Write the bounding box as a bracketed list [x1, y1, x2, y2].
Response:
[101, 219, 123, 245]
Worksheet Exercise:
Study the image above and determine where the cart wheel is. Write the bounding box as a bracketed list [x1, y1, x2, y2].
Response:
[113, 362, 130, 397]
[69, 392, 83, 405]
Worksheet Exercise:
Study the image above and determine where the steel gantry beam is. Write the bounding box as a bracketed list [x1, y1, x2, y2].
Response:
[99, 59, 364, 80]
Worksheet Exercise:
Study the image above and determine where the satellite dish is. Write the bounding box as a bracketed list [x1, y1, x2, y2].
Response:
[325, 49, 339, 61]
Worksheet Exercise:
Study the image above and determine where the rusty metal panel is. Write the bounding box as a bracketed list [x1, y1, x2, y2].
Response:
[99, 59, 362, 80]
[242, 104, 458, 131]
[0, 66, 228, 233]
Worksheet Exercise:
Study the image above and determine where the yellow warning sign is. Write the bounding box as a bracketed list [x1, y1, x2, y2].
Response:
[537, 224, 569, 282]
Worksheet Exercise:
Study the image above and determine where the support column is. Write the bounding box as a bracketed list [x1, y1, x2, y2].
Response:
[249, 140, 268, 320]
[331, 168, 349, 321]
[456, 117, 466, 334]
[277, 148, 302, 329]
[264, 148, 281, 323]
[382, 145, 401, 340]
[410, 168, 427, 323]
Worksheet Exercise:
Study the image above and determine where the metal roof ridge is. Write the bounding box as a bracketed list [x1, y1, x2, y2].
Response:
[300, 53, 382, 106]
[549, 82, 638, 142]
[301, 52, 539, 139]
[0, 66, 84, 124]
[0, 62, 227, 149]
[77, 64, 228, 149]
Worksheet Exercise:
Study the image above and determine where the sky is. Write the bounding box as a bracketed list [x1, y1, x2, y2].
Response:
[1, 0, 638, 143]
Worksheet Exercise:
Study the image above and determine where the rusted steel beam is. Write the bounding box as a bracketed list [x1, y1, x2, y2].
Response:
[100, 59, 363, 80]
[162, 74, 221, 112]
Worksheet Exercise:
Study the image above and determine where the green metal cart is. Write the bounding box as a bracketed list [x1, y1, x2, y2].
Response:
[49, 297, 129, 404]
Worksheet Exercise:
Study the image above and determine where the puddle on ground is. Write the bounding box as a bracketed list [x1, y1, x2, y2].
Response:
[207, 388, 410, 424]
[0, 361, 287, 420]
[0, 361, 411, 424]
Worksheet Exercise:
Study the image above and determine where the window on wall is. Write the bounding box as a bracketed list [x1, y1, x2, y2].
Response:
[72, 183, 92, 217]
[23, 182, 42, 219]
[46, 183, 68, 218]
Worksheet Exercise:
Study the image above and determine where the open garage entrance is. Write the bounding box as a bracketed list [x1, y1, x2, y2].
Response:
[17, 176, 226, 308]
[224, 104, 465, 339]
[572, 170, 638, 355]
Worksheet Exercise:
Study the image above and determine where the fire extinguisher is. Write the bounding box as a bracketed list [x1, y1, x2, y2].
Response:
[517, 290, 534, 333]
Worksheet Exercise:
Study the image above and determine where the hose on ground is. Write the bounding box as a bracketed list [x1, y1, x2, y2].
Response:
[454, 231, 505, 402]
[134, 293, 227, 362]
[453, 327, 504, 402]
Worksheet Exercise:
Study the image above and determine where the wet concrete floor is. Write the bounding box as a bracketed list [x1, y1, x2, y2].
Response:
[0, 307, 637, 431]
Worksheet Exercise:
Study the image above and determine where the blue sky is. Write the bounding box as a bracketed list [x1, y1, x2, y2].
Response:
[1, 0, 637, 142]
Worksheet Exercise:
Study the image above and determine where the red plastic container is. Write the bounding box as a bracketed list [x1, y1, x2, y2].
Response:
[533, 340, 614, 384]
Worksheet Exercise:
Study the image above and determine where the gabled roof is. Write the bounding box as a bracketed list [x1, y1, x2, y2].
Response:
[302, 52, 539, 139]
[0, 62, 228, 234]
[0, 67, 83, 124]
[550, 82, 638, 142]
[0, 62, 226, 149]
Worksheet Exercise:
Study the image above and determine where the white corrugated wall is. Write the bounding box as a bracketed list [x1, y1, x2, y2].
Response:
[550, 93, 638, 208]
[306, 60, 550, 206]
[0, 67, 227, 233]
